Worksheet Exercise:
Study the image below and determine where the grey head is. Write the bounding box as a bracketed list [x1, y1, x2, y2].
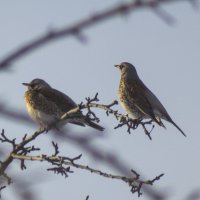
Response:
[114, 62, 139, 80]
[22, 78, 51, 90]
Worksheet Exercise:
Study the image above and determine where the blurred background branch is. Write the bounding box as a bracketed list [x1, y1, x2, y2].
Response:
[0, 0, 195, 70]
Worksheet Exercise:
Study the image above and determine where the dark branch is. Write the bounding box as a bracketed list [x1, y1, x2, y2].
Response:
[61, 93, 155, 139]
[51, 141, 59, 156]
[0, 0, 194, 70]
[0, 129, 45, 179]
[0, 124, 165, 199]
[0, 185, 6, 199]
[0, 129, 16, 150]
[11, 153, 164, 196]
[85, 195, 89, 200]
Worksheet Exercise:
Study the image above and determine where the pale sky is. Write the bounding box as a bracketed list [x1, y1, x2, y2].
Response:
[0, 1, 200, 200]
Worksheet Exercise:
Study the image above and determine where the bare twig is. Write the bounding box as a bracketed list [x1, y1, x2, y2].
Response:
[0, 124, 165, 199]
[11, 153, 164, 196]
[2, 172, 12, 185]
[51, 141, 59, 156]
[53, 127, 166, 199]
[85, 195, 89, 200]
[0, 129, 16, 150]
[61, 93, 155, 139]
[0, 185, 6, 199]
[0, 129, 45, 178]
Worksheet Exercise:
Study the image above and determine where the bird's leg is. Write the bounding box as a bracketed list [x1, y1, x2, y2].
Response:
[39, 126, 47, 133]
[127, 118, 143, 131]
[39, 123, 51, 133]
[38, 122, 46, 132]
[47, 121, 60, 132]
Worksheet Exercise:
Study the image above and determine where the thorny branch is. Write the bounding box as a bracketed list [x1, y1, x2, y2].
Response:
[0, 125, 165, 199]
[61, 93, 155, 140]
[0, 128, 164, 198]
[10, 142, 164, 197]
[0, 0, 196, 70]
[0, 129, 45, 180]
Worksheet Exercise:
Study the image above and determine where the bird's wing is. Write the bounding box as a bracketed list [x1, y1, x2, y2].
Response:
[39, 88, 78, 113]
[144, 85, 186, 136]
[144, 87, 171, 119]
[39, 88, 105, 131]
[125, 79, 162, 125]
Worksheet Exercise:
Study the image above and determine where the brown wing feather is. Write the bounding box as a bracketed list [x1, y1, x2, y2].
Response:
[39, 88, 77, 113]
[39, 88, 87, 127]
[125, 78, 162, 125]
[38, 88, 104, 130]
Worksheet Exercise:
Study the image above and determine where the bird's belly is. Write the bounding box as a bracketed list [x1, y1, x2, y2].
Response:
[26, 103, 57, 126]
[119, 96, 143, 119]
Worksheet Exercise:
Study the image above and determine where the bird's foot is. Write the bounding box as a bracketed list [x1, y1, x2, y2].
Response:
[38, 126, 47, 133]
[132, 118, 141, 124]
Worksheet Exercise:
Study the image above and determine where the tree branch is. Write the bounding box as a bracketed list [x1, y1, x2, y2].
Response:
[0, 92, 167, 198]
[61, 93, 155, 139]
[0, 0, 194, 70]
[11, 153, 164, 197]
[0, 124, 165, 199]
[0, 129, 45, 179]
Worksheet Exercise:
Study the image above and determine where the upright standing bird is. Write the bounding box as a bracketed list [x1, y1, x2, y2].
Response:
[115, 62, 186, 137]
[22, 78, 104, 131]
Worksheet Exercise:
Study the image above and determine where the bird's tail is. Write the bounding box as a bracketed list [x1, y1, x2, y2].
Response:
[169, 120, 186, 137]
[162, 114, 186, 137]
[85, 119, 104, 131]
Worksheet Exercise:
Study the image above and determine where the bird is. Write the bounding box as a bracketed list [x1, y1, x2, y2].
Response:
[22, 78, 104, 132]
[115, 62, 186, 137]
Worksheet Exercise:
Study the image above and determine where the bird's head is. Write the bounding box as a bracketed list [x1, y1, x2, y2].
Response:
[22, 78, 51, 90]
[114, 62, 138, 79]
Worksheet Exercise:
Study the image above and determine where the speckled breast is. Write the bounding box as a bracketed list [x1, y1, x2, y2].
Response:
[118, 79, 144, 119]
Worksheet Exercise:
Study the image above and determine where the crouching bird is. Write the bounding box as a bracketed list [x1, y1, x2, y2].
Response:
[115, 62, 186, 137]
[22, 78, 104, 132]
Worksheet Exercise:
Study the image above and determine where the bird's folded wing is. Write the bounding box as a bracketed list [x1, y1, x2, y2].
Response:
[39, 88, 78, 113]
[144, 88, 171, 121]
[126, 80, 159, 123]
[26, 90, 60, 115]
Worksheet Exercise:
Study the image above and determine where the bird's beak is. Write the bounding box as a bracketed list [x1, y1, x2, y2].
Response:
[114, 64, 120, 68]
[22, 82, 31, 86]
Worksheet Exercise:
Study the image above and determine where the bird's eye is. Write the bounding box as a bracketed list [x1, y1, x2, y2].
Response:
[30, 83, 36, 89]
[119, 65, 124, 70]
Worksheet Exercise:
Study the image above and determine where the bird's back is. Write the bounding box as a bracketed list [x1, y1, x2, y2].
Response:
[39, 87, 78, 113]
